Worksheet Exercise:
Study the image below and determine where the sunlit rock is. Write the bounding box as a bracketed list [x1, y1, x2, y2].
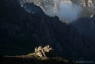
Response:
[34, 45, 54, 58]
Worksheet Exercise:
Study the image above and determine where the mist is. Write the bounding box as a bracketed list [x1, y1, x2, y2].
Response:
[18, 0, 82, 23]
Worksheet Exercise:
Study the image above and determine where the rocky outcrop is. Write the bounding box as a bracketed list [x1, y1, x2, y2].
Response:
[33, 45, 59, 58]
[0, 46, 76, 64]
[34, 45, 52, 57]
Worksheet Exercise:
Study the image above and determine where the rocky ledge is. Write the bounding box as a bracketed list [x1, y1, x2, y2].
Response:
[0, 45, 76, 64]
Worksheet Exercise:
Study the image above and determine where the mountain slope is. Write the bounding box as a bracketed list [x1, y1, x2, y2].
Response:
[71, 15, 95, 39]
[0, 0, 95, 63]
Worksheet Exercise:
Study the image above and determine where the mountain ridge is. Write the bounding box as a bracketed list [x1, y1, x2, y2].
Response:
[19, 0, 95, 18]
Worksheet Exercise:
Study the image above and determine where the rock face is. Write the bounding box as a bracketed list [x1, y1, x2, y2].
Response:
[71, 0, 95, 8]
[18, 0, 95, 39]
[19, 0, 95, 16]
[80, 0, 95, 8]
[0, 0, 95, 63]
[34, 45, 57, 58]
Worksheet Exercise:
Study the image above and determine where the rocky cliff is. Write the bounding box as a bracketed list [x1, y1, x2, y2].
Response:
[0, 0, 95, 63]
